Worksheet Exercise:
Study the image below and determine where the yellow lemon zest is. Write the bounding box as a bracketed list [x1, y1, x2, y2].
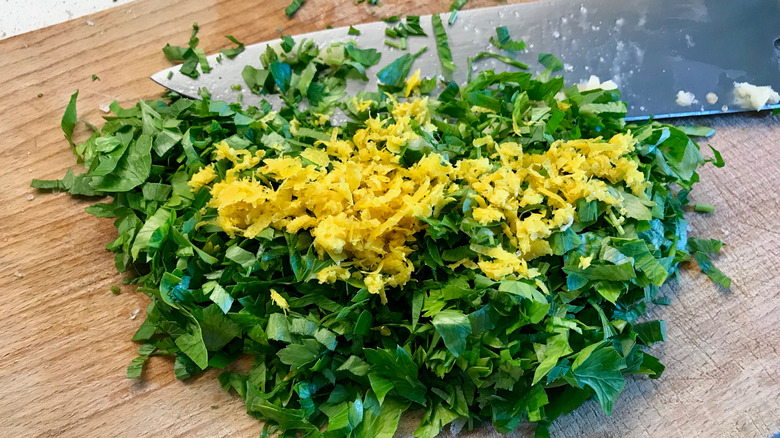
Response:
[312, 113, 330, 126]
[192, 108, 646, 300]
[471, 105, 496, 114]
[270, 289, 289, 314]
[405, 69, 422, 97]
[188, 164, 216, 191]
[447, 258, 481, 270]
[352, 97, 374, 112]
[317, 265, 352, 284]
[289, 118, 301, 136]
[301, 148, 330, 168]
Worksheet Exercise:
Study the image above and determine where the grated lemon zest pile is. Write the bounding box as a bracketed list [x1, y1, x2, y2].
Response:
[192, 96, 647, 302]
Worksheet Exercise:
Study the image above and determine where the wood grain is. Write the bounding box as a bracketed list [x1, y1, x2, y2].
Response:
[1, 1, 778, 437]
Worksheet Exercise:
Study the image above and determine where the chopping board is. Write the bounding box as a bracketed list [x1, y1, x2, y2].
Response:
[1, 0, 779, 437]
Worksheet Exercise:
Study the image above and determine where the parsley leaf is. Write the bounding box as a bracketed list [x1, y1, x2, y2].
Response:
[431, 309, 472, 357]
[35, 28, 735, 438]
[678, 125, 715, 137]
[61, 90, 78, 144]
[285, 0, 306, 17]
[571, 343, 626, 414]
[448, 0, 469, 24]
[694, 251, 731, 288]
[220, 35, 245, 59]
[538, 52, 564, 72]
[377, 47, 426, 88]
[432, 15, 456, 73]
[470, 51, 529, 71]
[162, 23, 211, 79]
[490, 26, 526, 51]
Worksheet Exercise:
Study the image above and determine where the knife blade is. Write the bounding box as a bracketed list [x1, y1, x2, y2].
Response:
[151, 0, 780, 121]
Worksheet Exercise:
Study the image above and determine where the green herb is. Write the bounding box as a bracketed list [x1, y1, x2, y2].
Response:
[220, 35, 245, 59]
[448, 0, 469, 24]
[678, 125, 715, 137]
[377, 47, 427, 88]
[538, 52, 564, 72]
[345, 44, 381, 67]
[35, 29, 732, 438]
[385, 15, 427, 42]
[490, 26, 526, 51]
[285, 0, 306, 17]
[162, 44, 187, 62]
[61, 90, 78, 145]
[688, 237, 724, 254]
[348, 26, 361, 36]
[167, 71, 173, 80]
[772, 108, 779, 115]
[693, 252, 731, 288]
[277, 29, 295, 52]
[693, 203, 715, 213]
[162, 22, 210, 79]
[705, 144, 725, 168]
[110, 286, 121, 294]
[92, 74, 100, 81]
[469, 51, 529, 74]
[432, 14, 456, 73]
[37, 93, 43, 98]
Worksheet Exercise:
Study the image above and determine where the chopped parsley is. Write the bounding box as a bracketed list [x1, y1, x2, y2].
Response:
[285, 0, 306, 17]
[432, 14, 456, 73]
[220, 35, 245, 59]
[384, 15, 426, 39]
[538, 52, 564, 72]
[33, 26, 732, 438]
[448, 0, 469, 24]
[384, 15, 427, 51]
[162, 22, 210, 79]
[489, 26, 526, 51]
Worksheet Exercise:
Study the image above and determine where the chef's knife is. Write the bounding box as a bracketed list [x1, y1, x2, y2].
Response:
[151, 0, 780, 121]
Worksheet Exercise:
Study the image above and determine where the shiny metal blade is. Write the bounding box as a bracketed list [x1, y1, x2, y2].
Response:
[151, 0, 780, 120]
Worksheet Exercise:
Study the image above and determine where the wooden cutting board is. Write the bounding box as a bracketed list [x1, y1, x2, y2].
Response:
[1, 1, 779, 437]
